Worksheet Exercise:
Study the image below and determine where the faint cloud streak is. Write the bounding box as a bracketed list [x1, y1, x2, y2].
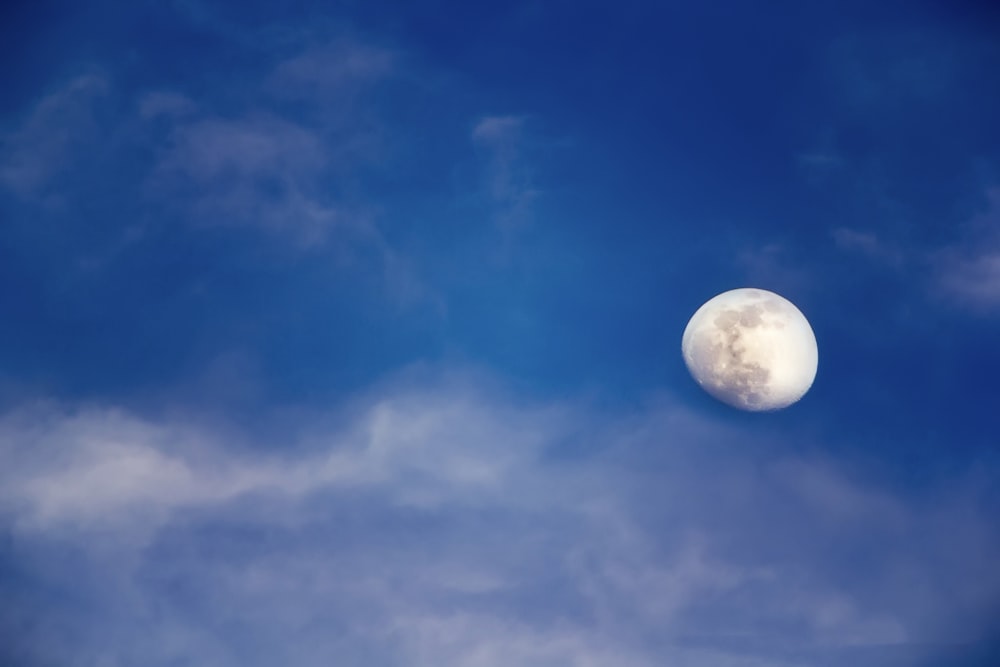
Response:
[934, 187, 1000, 309]
[472, 114, 541, 233]
[0, 72, 109, 201]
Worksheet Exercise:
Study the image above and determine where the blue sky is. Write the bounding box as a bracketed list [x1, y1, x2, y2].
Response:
[2, 1, 1000, 665]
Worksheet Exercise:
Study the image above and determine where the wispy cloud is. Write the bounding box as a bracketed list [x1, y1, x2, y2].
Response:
[797, 129, 845, 183]
[737, 242, 814, 290]
[149, 112, 351, 246]
[0, 36, 439, 308]
[472, 115, 541, 234]
[936, 250, 1000, 306]
[137, 90, 198, 120]
[823, 184, 1000, 313]
[267, 39, 395, 101]
[831, 227, 904, 267]
[0, 72, 109, 202]
[827, 29, 963, 111]
[933, 187, 1000, 308]
[0, 37, 396, 251]
[145, 39, 397, 248]
[1, 372, 996, 665]
[0, 380, 563, 535]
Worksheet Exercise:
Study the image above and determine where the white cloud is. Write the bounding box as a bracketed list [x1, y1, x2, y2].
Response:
[2, 373, 996, 665]
[0, 383, 563, 534]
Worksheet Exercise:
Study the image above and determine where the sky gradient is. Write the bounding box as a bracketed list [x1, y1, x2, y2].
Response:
[2, 1, 1000, 665]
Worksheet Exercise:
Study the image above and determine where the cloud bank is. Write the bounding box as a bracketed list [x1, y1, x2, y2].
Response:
[1, 371, 997, 666]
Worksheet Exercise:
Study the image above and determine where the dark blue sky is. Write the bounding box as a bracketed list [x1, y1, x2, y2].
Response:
[2, 2, 999, 665]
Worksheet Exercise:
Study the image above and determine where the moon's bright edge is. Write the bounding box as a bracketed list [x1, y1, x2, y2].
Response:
[682, 288, 818, 411]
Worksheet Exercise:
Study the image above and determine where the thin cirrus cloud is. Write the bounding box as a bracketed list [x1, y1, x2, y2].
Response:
[146, 42, 395, 247]
[806, 24, 1000, 316]
[265, 39, 396, 101]
[0, 71, 110, 202]
[0, 37, 519, 313]
[0, 40, 395, 248]
[148, 112, 348, 246]
[1, 370, 997, 666]
[831, 227, 904, 268]
[471, 115, 541, 233]
[0, 38, 445, 312]
[830, 187, 1000, 311]
[933, 187, 1000, 308]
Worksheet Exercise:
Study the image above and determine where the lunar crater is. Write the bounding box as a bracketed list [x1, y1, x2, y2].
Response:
[682, 288, 817, 411]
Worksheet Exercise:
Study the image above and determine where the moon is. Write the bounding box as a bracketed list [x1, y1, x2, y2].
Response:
[682, 288, 818, 411]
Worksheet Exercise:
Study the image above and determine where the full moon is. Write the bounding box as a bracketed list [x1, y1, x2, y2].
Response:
[682, 288, 818, 411]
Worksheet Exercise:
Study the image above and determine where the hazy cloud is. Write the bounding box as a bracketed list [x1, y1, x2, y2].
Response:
[828, 30, 962, 111]
[149, 113, 352, 245]
[832, 227, 904, 267]
[267, 40, 395, 100]
[0, 36, 441, 315]
[144, 39, 398, 247]
[472, 114, 541, 233]
[1, 372, 996, 665]
[138, 90, 198, 120]
[827, 186, 1000, 312]
[934, 187, 1000, 308]
[0, 72, 109, 200]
